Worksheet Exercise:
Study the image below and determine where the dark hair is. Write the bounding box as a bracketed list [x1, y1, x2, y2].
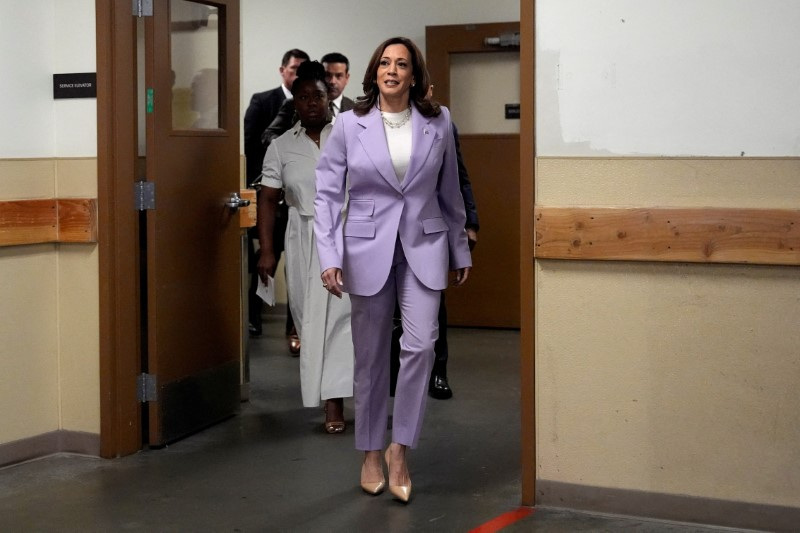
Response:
[290, 61, 327, 94]
[353, 37, 439, 118]
[281, 48, 310, 67]
[321, 52, 350, 72]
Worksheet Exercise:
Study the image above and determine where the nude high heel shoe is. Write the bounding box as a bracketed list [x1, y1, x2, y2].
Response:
[360, 459, 386, 495]
[384, 448, 412, 503]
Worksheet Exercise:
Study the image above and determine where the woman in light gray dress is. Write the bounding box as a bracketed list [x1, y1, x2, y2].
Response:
[256, 61, 353, 433]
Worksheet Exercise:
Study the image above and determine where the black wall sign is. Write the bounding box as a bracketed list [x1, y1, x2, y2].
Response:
[505, 103, 520, 120]
[53, 73, 97, 99]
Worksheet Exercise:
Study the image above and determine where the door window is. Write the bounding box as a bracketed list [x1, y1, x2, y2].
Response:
[170, 0, 220, 130]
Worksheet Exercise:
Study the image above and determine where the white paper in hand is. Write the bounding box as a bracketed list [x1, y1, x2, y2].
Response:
[256, 276, 275, 306]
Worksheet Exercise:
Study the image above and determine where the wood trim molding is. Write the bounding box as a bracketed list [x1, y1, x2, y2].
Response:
[535, 206, 800, 265]
[537, 480, 800, 532]
[239, 189, 256, 228]
[0, 431, 101, 468]
[96, 0, 143, 458]
[0, 198, 97, 247]
[519, 0, 536, 507]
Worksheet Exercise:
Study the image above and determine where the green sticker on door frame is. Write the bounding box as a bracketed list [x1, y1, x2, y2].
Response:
[146, 88, 154, 113]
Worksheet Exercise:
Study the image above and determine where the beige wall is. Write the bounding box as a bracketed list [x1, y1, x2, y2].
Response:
[535, 158, 800, 507]
[450, 51, 520, 135]
[0, 158, 100, 443]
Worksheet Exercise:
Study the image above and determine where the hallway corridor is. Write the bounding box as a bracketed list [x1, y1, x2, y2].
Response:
[0, 310, 752, 532]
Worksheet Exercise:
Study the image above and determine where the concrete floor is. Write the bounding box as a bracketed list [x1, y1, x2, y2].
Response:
[0, 309, 756, 532]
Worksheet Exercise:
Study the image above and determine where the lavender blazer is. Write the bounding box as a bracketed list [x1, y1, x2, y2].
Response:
[314, 104, 472, 297]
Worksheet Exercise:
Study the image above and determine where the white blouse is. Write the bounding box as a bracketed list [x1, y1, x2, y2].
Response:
[382, 110, 413, 184]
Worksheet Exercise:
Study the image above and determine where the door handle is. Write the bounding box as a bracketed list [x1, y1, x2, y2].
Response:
[226, 192, 251, 211]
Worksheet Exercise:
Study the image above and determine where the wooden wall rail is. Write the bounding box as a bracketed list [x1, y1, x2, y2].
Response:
[239, 189, 256, 229]
[535, 206, 800, 266]
[0, 199, 97, 246]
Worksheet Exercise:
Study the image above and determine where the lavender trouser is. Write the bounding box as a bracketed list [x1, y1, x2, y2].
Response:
[349, 240, 440, 451]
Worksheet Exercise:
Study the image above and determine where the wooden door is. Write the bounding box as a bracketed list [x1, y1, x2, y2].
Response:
[426, 22, 521, 328]
[144, 0, 241, 445]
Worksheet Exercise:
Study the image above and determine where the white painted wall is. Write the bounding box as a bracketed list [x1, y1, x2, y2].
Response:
[53, 0, 97, 157]
[0, 0, 96, 159]
[450, 51, 520, 134]
[241, 0, 520, 146]
[0, 1, 56, 158]
[537, 0, 800, 157]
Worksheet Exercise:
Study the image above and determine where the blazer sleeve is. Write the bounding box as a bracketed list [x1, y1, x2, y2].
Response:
[243, 93, 267, 185]
[452, 122, 480, 231]
[437, 108, 472, 270]
[314, 114, 348, 273]
[261, 99, 296, 148]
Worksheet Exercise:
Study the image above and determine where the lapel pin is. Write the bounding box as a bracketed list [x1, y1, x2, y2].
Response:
[424, 129, 429, 135]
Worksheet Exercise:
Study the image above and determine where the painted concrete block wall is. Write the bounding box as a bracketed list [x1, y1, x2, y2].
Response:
[535, 0, 800, 509]
[0, 0, 99, 445]
[537, 0, 800, 157]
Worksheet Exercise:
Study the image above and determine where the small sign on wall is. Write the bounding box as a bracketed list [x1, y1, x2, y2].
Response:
[53, 73, 97, 99]
[505, 103, 520, 119]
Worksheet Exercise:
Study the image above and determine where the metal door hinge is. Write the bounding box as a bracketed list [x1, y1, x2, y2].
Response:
[137, 373, 158, 402]
[133, 0, 153, 17]
[135, 181, 155, 211]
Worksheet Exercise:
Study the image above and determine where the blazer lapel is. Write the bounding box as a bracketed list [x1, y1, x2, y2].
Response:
[402, 106, 437, 190]
[357, 107, 403, 193]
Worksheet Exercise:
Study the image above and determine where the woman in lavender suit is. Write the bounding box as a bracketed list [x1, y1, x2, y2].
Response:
[314, 37, 471, 503]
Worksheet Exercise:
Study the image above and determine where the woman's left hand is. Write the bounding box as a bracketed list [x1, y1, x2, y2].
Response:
[321, 267, 344, 299]
[451, 267, 471, 287]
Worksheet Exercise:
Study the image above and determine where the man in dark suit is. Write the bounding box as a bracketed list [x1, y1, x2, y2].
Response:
[244, 48, 309, 343]
[261, 52, 355, 147]
[320, 52, 355, 120]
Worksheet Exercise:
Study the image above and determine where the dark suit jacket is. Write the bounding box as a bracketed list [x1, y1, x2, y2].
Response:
[261, 96, 355, 147]
[452, 123, 479, 231]
[244, 86, 287, 186]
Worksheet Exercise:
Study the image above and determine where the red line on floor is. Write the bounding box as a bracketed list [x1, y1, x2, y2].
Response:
[468, 507, 535, 533]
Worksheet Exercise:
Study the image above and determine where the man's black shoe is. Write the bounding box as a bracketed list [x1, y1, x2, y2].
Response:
[248, 322, 262, 337]
[428, 374, 453, 400]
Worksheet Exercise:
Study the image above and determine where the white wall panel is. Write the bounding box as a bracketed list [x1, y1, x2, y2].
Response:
[537, 0, 800, 156]
[0, 1, 56, 158]
[53, 0, 97, 158]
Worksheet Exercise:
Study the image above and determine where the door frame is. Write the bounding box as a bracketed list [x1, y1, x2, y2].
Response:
[519, 0, 536, 506]
[96, 0, 143, 457]
[426, 10, 536, 505]
[96, 0, 243, 457]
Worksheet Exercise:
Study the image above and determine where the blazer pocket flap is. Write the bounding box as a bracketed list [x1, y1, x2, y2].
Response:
[344, 221, 376, 238]
[348, 199, 375, 218]
[422, 217, 449, 234]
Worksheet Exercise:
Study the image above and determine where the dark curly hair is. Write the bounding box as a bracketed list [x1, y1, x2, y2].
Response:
[353, 37, 440, 118]
[291, 60, 326, 94]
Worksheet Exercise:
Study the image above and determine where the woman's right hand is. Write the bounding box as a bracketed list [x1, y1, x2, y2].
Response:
[321, 268, 344, 299]
[257, 249, 277, 284]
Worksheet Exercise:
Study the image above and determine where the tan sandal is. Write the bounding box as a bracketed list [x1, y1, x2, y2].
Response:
[324, 398, 345, 434]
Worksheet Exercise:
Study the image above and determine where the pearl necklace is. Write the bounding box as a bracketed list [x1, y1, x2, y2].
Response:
[381, 106, 411, 129]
